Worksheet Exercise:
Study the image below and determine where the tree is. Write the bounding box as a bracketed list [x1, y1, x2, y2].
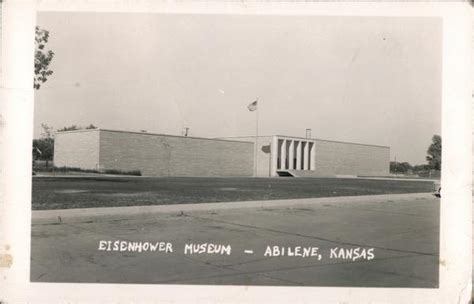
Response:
[412, 164, 431, 172]
[390, 161, 413, 174]
[57, 124, 98, 132]
[426, 135, 441, 170]
[34, 26, 55, 90]
[40, 122, 54, 138]
[57, 125, 80, 132]
[33, 123, 54, 162]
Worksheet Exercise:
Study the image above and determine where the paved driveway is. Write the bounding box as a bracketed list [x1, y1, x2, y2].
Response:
[30, 193, 439, 287]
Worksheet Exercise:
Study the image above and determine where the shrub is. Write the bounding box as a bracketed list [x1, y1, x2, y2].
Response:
[33, 166, 142, 176]
[104, 169, 142, 176]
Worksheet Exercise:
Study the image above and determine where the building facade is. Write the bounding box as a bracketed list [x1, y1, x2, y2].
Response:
[219, 135, 390, 177]
[54, 129, 389, 177]
[54, 129, 254, 177]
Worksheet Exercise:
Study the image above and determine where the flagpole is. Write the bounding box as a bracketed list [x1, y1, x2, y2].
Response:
[254, 98, 259, 177]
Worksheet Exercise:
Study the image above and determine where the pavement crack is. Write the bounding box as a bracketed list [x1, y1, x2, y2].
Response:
[187, 214, 437, 257]
[155, 254, 424, 285]
[36, 272, 47, 279]
[328, 205, 436, 218]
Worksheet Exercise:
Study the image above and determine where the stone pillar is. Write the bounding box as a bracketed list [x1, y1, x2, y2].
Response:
[271, 136, 279, 177]
[303, 141, 309, 170]
[310, 142, 316, 170]
[280, 139, 287, 170]
[288, 140, 295, 170]
[296, 141, 302, 170]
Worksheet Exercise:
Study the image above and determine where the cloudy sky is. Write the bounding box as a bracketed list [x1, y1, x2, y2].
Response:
[34, 12, 441, 165]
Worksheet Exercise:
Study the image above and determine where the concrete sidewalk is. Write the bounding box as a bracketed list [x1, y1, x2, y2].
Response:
[31, 193, 439, 287]
[32, 192, 433, 222]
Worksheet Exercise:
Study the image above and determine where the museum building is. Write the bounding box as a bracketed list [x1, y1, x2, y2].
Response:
[53, 129, 390, 177]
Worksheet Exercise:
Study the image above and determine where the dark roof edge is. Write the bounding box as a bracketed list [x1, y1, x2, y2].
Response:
[275, 135, 390, 149]
[55, 129, 389, 149]
[56, 128, 254, 144]
[219, 135, 390, 149]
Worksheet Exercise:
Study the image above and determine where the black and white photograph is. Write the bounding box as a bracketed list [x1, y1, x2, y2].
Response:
[30, 10, 443, 287]
[1, 1, 472, 303]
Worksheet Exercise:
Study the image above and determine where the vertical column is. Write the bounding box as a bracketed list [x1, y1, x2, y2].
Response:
[288, 140, 295, 170]
[303, 141, 309, 170]
[271, 136, 279, 177]
[310, 142, 316, 170]
[296, 141, 302, 170]
[280, 139, 287, 170]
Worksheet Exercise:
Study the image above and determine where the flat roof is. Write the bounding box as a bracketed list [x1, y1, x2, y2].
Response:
[219, 135, 390, 149]
[55, 128, 253, 145]
[56, 129, 389, 149]
[274, 135, 390, 149]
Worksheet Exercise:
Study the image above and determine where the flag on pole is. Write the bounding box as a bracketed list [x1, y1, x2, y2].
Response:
[247, 100, 258, 112]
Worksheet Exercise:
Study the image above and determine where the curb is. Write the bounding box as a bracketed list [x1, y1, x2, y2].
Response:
[32, 192, 436, 224]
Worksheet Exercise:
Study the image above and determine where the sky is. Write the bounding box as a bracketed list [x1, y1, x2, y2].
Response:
[34, 12, 442, 165]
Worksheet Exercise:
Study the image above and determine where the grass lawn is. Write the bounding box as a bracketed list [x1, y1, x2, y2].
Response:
[31, 176, 436, 210]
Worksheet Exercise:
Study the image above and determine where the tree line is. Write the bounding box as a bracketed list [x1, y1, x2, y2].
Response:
[390, 135, 441, 176]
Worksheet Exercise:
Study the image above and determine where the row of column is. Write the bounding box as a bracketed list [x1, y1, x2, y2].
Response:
[271, 137, 316, 173]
